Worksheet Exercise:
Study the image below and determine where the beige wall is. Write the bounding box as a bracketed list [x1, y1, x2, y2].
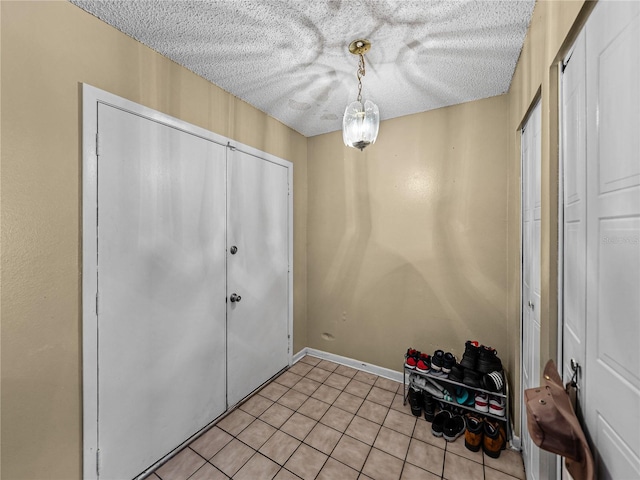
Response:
[307, 95, 511, 374]
[0, 2, 307, 478]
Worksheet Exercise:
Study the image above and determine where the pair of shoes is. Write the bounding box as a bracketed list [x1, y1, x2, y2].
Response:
[460, 340, 480, 370]
[463, 369, 482, 388]
[423, 393, 436, 422]
[408, 386, 423, 417]
[465, 416, 507, 455]
[477, 345, 503, 374]
[483, 420, 507, 458]
[482, 370, 504, 393]
[405, 348, 420, 369]
[432, 410, 465, 441]
[431, 350, 456, 376]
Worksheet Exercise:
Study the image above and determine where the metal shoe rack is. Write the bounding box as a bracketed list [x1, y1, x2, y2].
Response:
[402, 364, 511, 440]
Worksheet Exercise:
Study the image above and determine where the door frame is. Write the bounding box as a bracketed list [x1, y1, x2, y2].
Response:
[82, 84, 293, 479]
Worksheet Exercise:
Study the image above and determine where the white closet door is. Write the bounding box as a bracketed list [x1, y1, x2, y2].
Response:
[97, 104, 227, 479]
[227, 149, 289, 407]
[584, 2, 640, 477]
[521, 99, 541, 480]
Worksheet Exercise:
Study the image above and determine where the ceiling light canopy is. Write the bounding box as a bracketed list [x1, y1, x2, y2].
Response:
[343, 39, 379, 151]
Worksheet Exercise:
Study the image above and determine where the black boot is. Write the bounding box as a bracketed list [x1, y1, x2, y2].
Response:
[408, 387, 423, 417]
[423, 392, 436, 422]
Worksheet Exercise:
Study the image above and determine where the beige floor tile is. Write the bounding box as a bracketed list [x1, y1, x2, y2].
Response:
[280, 412, 317, 441]
[366, 386, 396, 407]
[316, 457, 359, 480]
[383, 409, 417, 436]
[155, 448, 205, 480]
[354, 370, 378, 385]
[334, 391, 365, 414]
[239, 394, 274, 417]
[273, 468, 302, 479]
[261, 382, 290, 402]
[325, 372, 351, 389]
[260, 403, 295, 429]
[400, 462, 441, 480]
[259, 431, 301, 465]
[344, 379, 373, 398]
[390, 393, 411, 413]
[372, 427, 411, 459]
[284, 443, 328, 480]
[331, 435, 371, 471]
[443, 451, 483, 480]
[361, 448, 404, 480]
[485, 466, 525, 480]
[233, 452, 281, 480]
[306, 367, 332, 383]
[237, 419, 277, 450]
[320, 406, 355, 432]
[412, 418, 447, 449]
[345, 415, 381, 446]
[277, 389, 309, 411]
[217, 409, 254, 436]
[359, 475, 374, 480]
[405, 438, 445, 476]
[356, 400, 389, 424]
[297, 397, 331, 421]
[288, 362, 313, 377]
[334, 364, 359, 378]
[210, 439, 255, 477]
[483, 448, 525, 479]
[311, 384, 342, 404]
[304, 423, 342, 455]
[275, 371, 304, 388]
[445, 434, 482, 464]
[316, 360, 340, 372]
[292, 377, 321, 396]
[189, 426, 233, 460]
[374, 377, 401, 393]
[299, 355, 321, 366]
[187, 463, 227, 480]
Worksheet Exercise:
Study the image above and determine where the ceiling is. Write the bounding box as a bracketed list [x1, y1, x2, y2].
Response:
[69, 0, 535, 137]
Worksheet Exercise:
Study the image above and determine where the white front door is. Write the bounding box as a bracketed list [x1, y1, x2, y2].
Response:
[96, 103, 227, 479]
[562, 2, 640, 478]
[521, 99, 542, 480]
[226, 149, 290, 407]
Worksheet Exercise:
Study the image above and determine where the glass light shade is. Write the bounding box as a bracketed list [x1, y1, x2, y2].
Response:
[342, 99, 380, 150]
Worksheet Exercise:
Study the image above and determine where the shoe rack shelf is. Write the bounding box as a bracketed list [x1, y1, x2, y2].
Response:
[402, 366, 511, 435]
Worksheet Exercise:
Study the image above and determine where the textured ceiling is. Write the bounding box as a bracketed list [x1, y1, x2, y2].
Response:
[69, 0, 535, 137]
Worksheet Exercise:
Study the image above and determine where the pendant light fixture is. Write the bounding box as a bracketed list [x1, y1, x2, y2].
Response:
[343, 39, 379, 151]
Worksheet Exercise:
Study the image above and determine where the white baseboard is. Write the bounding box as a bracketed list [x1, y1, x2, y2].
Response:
[293, 347, 405, 385]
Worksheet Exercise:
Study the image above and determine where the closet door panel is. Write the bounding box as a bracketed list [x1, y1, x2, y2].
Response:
[97, 104, 227, 479]
[227, 150, 289, 406]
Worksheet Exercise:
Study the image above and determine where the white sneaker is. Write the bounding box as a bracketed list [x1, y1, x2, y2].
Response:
[489, 396, 505, 417]
[474, 392, 489, 413]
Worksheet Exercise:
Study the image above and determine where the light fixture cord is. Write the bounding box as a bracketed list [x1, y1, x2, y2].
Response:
[356, 53, 366, 103]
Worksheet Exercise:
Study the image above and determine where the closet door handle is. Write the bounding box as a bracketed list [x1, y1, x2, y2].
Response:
[230, 293, 242, 303]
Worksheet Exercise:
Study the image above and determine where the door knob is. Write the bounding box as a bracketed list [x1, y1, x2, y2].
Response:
[230, 293, 242, 303]
[230, 246, 238, 255]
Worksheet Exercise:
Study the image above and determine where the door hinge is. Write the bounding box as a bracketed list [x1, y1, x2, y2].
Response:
[96, 449, 101, 476]
[96, 133, 101, 157]
[96, 293, 99, 316]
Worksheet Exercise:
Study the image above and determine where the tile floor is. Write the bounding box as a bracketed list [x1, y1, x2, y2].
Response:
[150, 356, 525, 480]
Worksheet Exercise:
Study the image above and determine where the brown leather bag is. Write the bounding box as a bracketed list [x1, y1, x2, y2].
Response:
[524, 360, 594, 480]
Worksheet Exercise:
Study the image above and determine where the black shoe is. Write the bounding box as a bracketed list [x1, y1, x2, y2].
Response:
[449, 364, 464, 383]
[431, 410, 452, 437]
[460, 340, 480, 370]
[443, 415, 465, 442]
[431, 350, 444, 373]
[477, 345, 503, 374]
[463, 369, 482, 388]
[408, 387, 423, 417]
[423, 393, 436, 422]
[442, 352, 456, 374]
[482, 371, 505, 393]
